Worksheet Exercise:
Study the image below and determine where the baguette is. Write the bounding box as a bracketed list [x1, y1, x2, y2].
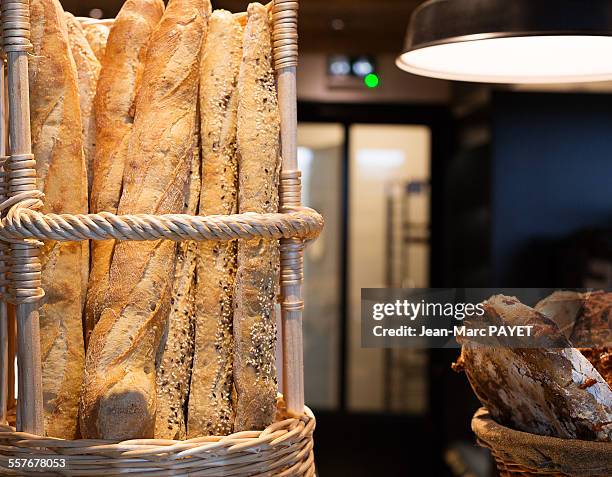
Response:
[233, 2, 281, 432]
[187, 10, 242, 438]
[86, 0, 164, 346]
[65, 13, 101, 193]
[29, 0, 89, 439]
[154, 143, 201, 440]
[82, 23, 109, 62]
[80, 0, 210, 440]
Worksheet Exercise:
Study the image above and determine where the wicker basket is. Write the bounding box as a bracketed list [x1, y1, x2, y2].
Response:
[472, 408, 612, 477]
[0, 0, 321, 475]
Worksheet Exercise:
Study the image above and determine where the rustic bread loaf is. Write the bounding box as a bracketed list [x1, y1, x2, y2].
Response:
[80, 0, 210, 440]
[65, 13, 101, 194]
[187, 9, 242, 438]
[458, 295, 612, 442]
[85, 0, 164, 347]
[569, 291, 611, 348]
[82, 23, 109, 62]
[233, 2, 281, 432]
[535, 291, 584, 340]
[537, 291, 612, 386]
[29, 0, 89, 439]
[581, 347, 612, 387]
[154, 143, 201, 440]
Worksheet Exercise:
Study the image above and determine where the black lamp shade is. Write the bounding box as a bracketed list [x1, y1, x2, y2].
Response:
[397, 0, 612, 83]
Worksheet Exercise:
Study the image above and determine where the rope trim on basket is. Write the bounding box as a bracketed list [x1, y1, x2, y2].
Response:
[0, 204, 324, 243]
[0, 159, 323, 246]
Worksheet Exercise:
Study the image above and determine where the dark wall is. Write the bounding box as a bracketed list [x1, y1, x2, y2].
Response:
[61, 0, 125, 16]
[491, 92, 612, 286]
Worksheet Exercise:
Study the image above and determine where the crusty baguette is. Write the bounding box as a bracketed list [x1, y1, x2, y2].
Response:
[65, 13, 101, 194]
[154, 143, 200, 440]
[80, 0, 210, 440]
[29, 0, 89, 439]
[233, 2, 281, 432]
[85, 0, 164, 347]
[187, 10, 242, 438]
[82, 23, 109, 62]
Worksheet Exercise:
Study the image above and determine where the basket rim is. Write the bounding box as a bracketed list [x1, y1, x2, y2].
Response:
[0, 405, 316, 476]
[0, 404, 315, 450]
[472, 407, 612, 477]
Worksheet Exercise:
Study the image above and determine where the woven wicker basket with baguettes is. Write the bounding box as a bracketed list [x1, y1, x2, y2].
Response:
[0, 0, 321, 475]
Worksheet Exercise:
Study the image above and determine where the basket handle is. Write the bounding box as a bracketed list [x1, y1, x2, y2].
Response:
[1, 0, 44, 435]
[272, 0, 304, 416]
[0, 24, 8, 427]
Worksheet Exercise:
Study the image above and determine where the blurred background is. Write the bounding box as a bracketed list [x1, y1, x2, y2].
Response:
[64, 1, 612, 475]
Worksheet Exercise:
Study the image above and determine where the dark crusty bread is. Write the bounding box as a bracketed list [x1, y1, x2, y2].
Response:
[86, 0, 164, 347]
[570, 291, 611, 348]
[29, 0, 89, 439]
[233, 2, 281, 432]
[581, 347, 612, 388]
[536, 291, 612, 386]
[80, 0, 210, 440]
[187, 9, 242, 438]
[458, 295, 612, 442]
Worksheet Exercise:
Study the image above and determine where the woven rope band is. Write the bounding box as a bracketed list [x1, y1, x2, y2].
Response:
[0, 204, 323, 243]
[273, 0, 298, 70]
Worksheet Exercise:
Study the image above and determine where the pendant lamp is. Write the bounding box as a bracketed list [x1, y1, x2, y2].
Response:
[397, 0, 612, 84]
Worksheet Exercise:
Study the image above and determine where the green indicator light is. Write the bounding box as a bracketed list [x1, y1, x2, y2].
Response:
[364, 73, 380, 88]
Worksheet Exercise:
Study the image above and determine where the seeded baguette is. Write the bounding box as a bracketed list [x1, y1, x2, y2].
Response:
[85, 0, 164, 347]
[82, 23, 109, 61]
[80, 0, 210, 440]
[233, 2, 281, 432]
[29, 0, 89, 439]
[155, 142, 201, 440]
[65, 13, 101, 194]
[187, 10, 242, 438]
